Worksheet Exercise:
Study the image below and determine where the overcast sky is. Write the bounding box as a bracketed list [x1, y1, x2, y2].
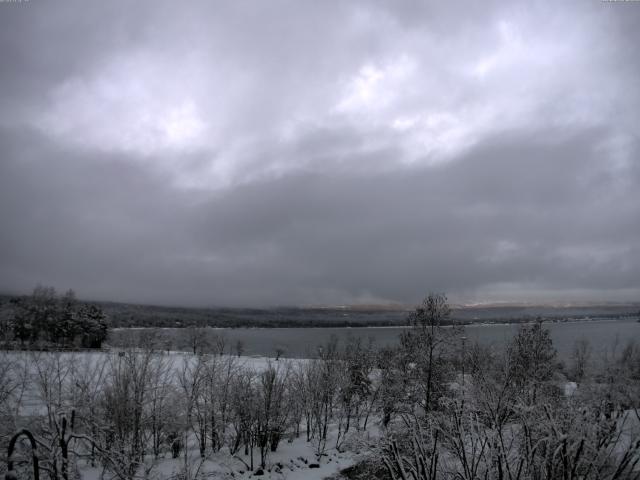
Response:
[1, 1, 639, 307]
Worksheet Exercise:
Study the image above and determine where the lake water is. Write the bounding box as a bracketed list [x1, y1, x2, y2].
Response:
[110, 318, 640, 361]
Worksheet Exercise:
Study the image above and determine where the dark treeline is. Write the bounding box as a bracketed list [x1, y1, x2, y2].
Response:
[0, 286, 108, 349]
[84, 301, 640, 329]
[2, 290, 637, 331]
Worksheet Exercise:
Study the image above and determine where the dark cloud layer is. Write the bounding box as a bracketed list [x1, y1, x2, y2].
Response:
[1, 1, 639, 306]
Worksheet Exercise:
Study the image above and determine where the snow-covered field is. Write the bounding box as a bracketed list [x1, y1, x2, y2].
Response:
[10, 350, 295, 415]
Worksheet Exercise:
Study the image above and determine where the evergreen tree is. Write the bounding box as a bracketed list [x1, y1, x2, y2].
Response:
[9, 286, 108, 349]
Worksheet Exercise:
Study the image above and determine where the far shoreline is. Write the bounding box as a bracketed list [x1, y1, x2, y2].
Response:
[109, 315, 640, 330]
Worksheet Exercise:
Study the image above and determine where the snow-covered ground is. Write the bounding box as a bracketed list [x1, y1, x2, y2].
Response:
[78, 434, 358, 480]
[3, 350, 362, 480]
[7, 350, 305, 414]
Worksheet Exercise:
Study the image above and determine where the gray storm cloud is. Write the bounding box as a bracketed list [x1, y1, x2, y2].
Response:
[0, 0, 639, 306]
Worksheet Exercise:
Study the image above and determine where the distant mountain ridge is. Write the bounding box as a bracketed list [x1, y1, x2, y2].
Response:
[1, 293, 638, 329]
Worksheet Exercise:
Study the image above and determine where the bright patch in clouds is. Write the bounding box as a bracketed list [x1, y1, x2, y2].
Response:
[37, 54, 208, 157]
[335, 55, 416, 114]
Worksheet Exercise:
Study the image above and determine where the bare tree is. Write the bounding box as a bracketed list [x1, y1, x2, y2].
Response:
[307, 337, 340, 457]
[235, 340, 245, 358]
[203, 354, 238, 452]
[507, 321, 558, 405]
[177, 354, 208, 458]
[97, 350, 157, 480]
[255, 361, 291, 468]
[0, 352, 29, 479]
[212, 333, 227, 356]
[570, 337, 592, 382]
[334, 336, 374, 449]
[394, 293, 461, 416]
[147, 355, 175, 458]
[64, 352, 110, 468]
[229, 369, 258, 469]
[183, 327, 212, 355]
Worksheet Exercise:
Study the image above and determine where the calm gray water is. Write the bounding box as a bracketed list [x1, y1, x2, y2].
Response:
[215, 319, 640, 360]
[111, 318, 640, 360]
